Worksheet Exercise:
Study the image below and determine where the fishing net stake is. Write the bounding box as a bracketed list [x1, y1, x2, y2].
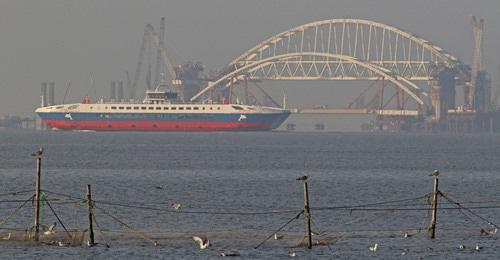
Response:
[86, 185, 95, 246]
[428, 176, 439, 239]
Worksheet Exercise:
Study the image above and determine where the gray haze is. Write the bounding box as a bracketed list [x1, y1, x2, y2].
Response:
[0, 0, 499, 117]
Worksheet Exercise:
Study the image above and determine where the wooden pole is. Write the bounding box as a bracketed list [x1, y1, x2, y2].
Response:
[87, 184, 95, 246]
[34, 157, 41, 241]
[429, 177, 439, 239]
[303, 181, 312, 249]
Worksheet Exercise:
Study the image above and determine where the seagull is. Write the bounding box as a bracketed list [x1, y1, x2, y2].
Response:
[2, 232, 11, 240]
[31, 147, 44, 157]
[475, 244, 481, 251]
[43, 222, 57, 235]
[237, 114, 247, 122]
[429, 170, 439, 177]
[171, 203, 182, 210]
[296, 176, 308, 181]
[404, 232, 412, 238]
[192, 236, 210, 249]
[57, 241, 70, 247]
[219, 251, 240, 257]
[401, 248, 409, 256]
[288, 251, 297, 257]
[87, 240, 96, 247]
[273, 233, 283, 240]
[458, 244, 465, 250]
[368, 243, 378, 252]
[488, 224, 498, 234]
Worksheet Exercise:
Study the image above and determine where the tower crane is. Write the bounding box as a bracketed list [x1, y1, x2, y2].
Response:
[131, 18, 178, 100]
[469, 16, 484, 109]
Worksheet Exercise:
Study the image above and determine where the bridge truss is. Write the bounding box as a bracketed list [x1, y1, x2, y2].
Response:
[190, 19, 467, 119]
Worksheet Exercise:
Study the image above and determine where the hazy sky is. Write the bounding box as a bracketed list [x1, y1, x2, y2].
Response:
[0, 0, 499, 116]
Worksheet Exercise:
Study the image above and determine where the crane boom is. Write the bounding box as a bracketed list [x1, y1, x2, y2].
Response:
[131, 27, 150, 99]
[154, 17, 166, 87]
[469, 16, 484, 108]
[146, 24, 177, 84]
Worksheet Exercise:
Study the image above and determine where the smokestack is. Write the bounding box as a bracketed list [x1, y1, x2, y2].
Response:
[110, 81, 116, 101]
[48, 82, 55, 106]
[117, 81, 124, 101]
[41, 82, 47, 107]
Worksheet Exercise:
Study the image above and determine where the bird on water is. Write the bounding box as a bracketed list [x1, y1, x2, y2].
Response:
[219, 250, 240, 257]
[192, 236, 210, 249]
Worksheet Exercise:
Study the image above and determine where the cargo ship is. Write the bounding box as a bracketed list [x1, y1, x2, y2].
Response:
[35, 87, 290, 132]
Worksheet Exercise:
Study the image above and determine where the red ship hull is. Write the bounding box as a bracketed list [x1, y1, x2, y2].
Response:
[44, 120, 274, 131]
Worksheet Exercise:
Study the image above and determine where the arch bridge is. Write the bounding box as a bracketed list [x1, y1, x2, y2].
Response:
[189, 19, 471, 125]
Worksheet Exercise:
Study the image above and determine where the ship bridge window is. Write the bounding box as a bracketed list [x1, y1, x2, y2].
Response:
[111, 106, 117, 109]
[217, 107, 221, 110]
[171, 107, 177, 110]
[141, 107, 147, 110]
[186, 107, 191, 110]
[193, 107, 199, 110]
[126, 107, 131, 110]
[232, 106, 244, 110]
[133, 107, 139, 110]
[209, 107, 213, 110]
[148, 107, 154, 110]
[164, 107, 169, 110]
[119, 107, 124, 109]
[179, 107, 184, 110]
[90, 106, 93, 109]
[156, 107, 162, 110]
[202, 107, 206, 110]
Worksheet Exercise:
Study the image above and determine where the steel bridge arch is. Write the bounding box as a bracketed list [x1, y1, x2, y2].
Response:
[225, 19, 462, 80]
[191, 52, 426, 106]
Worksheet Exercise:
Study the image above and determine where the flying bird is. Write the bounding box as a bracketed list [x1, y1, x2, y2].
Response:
[171, 203, 182, 210]
[192, 236, 210, 249]
[296, 176, 308, 181]
[31, 147, 44, 157]
[429, 170, 439, 177]
[368, 243, 378, 252]
[43, 222, 57, 235]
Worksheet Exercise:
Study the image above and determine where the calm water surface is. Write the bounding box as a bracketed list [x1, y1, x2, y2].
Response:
[0, 129, 499, 259]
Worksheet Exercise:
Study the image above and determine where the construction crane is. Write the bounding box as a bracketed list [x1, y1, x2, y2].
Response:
[131, 27, 150, 100]
[146, 23, 177, 84]
[154, 17, 166, 87]
[494, 64, 500, 109]
[469, 16, 484, 109]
